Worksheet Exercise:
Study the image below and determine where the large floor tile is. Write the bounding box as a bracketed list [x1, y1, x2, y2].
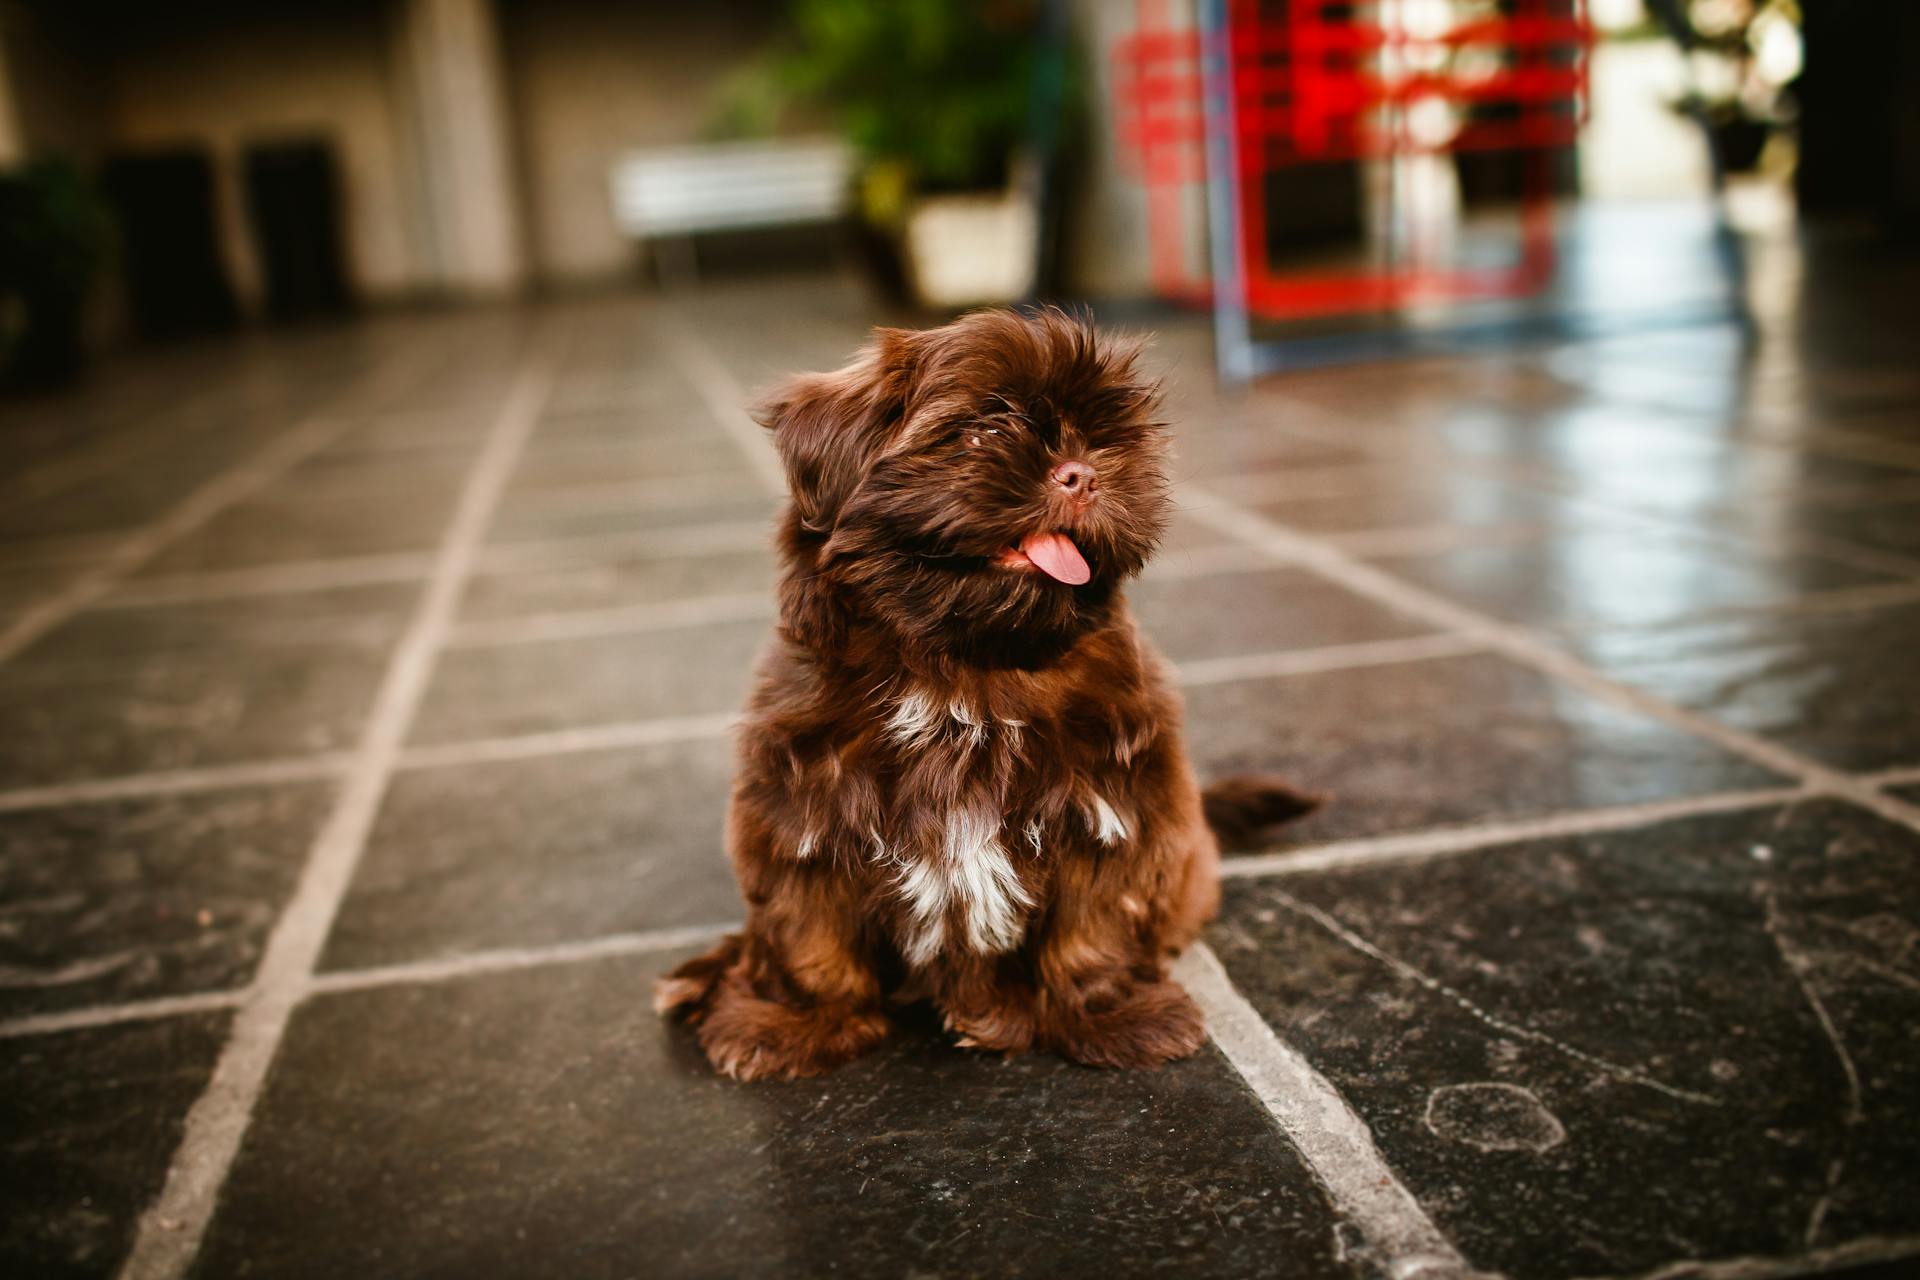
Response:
[1556, 443, 1920, 517]
[1235, 468, 1583, 537]
[1132, 566, 1435, 665]
[1424, 408, 1919, 511]
[408, 617, 767, 745]
[1, 1014, 229, 1279]
[457, 542, 776, 623]
[1570, 599, 1920, 773]
[0, 450, 238, 544]
[484, 489, 779, 545]
[1248, 354, 1577, 432]
[0, 784, 329, 1018]
[318, 409, 488, 463]
[1167, 423, 1372, 480]
[321, 740, 739, 970]
[1181, 652, 1784, 843]
[266, 450, 477, 506]
[1211, 800, 1920, 1278]
[1723, 493, 1920, 561]
[137, 490, 461, 576]
[1370, 525, 1892, 632]
[510, 434, 755, 491]
[196, 951, 1358, 1280]
[1156, 503, 1248, 561]
[526, 403, 719, 445]
[0, 586, 413, 787]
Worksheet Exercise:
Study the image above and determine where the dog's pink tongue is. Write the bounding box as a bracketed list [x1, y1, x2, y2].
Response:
[1020, 532, 1090, 585]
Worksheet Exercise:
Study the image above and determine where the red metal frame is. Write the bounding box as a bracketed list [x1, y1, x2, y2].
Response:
[1114, 0, 1595, 321]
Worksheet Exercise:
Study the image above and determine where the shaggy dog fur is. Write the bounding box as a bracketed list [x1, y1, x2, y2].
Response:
[656, 308, 1315, 1080]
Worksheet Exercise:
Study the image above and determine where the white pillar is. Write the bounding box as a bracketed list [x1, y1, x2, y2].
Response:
[392, 0, 525, 295]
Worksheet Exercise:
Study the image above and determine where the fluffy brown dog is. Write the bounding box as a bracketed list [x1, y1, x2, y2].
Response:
[656, 308, 1313, 1079]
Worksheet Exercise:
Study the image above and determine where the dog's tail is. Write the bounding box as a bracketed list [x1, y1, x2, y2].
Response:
[1201, 775, 1323, 852]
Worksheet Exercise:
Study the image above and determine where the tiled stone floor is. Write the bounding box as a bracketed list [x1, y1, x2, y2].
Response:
[4, 234, 1920, 1280]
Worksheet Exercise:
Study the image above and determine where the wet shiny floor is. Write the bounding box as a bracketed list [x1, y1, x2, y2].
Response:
[3, 228, 1920, 1279]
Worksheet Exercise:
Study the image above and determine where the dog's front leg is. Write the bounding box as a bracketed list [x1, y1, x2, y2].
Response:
[1030, 846, 1206, 1070]
[656, 837, 889, 1081]
[934, 952, 1040, 1055]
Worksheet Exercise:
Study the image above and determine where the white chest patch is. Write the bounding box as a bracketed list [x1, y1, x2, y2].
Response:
[885, 690, 942, 749]
[889, 807, 1035, 967]
[1083, 793, 1132, 845]
[884, 689, 1004, 752]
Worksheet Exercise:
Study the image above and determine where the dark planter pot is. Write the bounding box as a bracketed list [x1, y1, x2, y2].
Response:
[5, 290, 87, 389]
[1710, 119, 1771, 175]
[848, 217, 913, 308]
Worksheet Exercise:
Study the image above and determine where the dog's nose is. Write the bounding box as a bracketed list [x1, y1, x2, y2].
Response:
[1049, 459, 1097, 501]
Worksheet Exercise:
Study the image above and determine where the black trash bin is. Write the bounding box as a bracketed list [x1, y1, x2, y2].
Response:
[100, 147, 240, 340]
[243, 138, 353, 324]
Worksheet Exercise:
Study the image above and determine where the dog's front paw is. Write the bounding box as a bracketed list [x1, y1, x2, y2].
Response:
[698, 991, 890, 1081]
[944, 995, 1037, 1056]
[1048, 978, 1206, 1070]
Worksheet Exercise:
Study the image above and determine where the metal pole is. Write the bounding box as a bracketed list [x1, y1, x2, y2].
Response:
[1199, 0, 1254, 384]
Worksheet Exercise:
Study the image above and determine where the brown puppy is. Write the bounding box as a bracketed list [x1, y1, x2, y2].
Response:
[656, 308, 1314, 1080]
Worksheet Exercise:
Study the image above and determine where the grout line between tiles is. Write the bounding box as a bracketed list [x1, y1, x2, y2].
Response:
[1180, 486, 1920, 837]
[1173, 943, 1489, 1280]
[72, 520, 776, 614]
[304, 922, 737, 996]
[1582, 1232, 1920, 1280]
[484, 519, 775, 561]
[0, 989, 248, 1042]
[95, 553, 439, 609]
[497, 470, 768, 514]
[0, 757, 351, 815]
[0, 924, 734, 1043]
[394, 712, 741, 771]
[1218, 784, 1817, 879]
[116, 336, 561, 1280]
[1175, 632, 1486, 687]
[446, 591, 775, 647]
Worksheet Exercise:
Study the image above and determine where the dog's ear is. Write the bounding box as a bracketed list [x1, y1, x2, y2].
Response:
[756, 329, 917, 528]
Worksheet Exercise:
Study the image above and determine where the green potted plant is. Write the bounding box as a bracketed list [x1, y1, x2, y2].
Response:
[736, 0, 1067, 308]
[0, 157, 114, 388]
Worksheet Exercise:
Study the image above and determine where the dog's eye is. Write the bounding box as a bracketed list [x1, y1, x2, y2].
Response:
[969, 434, 981, 447]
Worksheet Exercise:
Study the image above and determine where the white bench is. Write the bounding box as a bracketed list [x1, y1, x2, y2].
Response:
[609, 137, 854, 282]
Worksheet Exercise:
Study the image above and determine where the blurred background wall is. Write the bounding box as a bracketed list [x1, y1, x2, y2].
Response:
[0, 0, 1159, 323]
[0, 0, 1914, 380]
[500, 0, 785, 285]
[0, 0, 801, 310]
